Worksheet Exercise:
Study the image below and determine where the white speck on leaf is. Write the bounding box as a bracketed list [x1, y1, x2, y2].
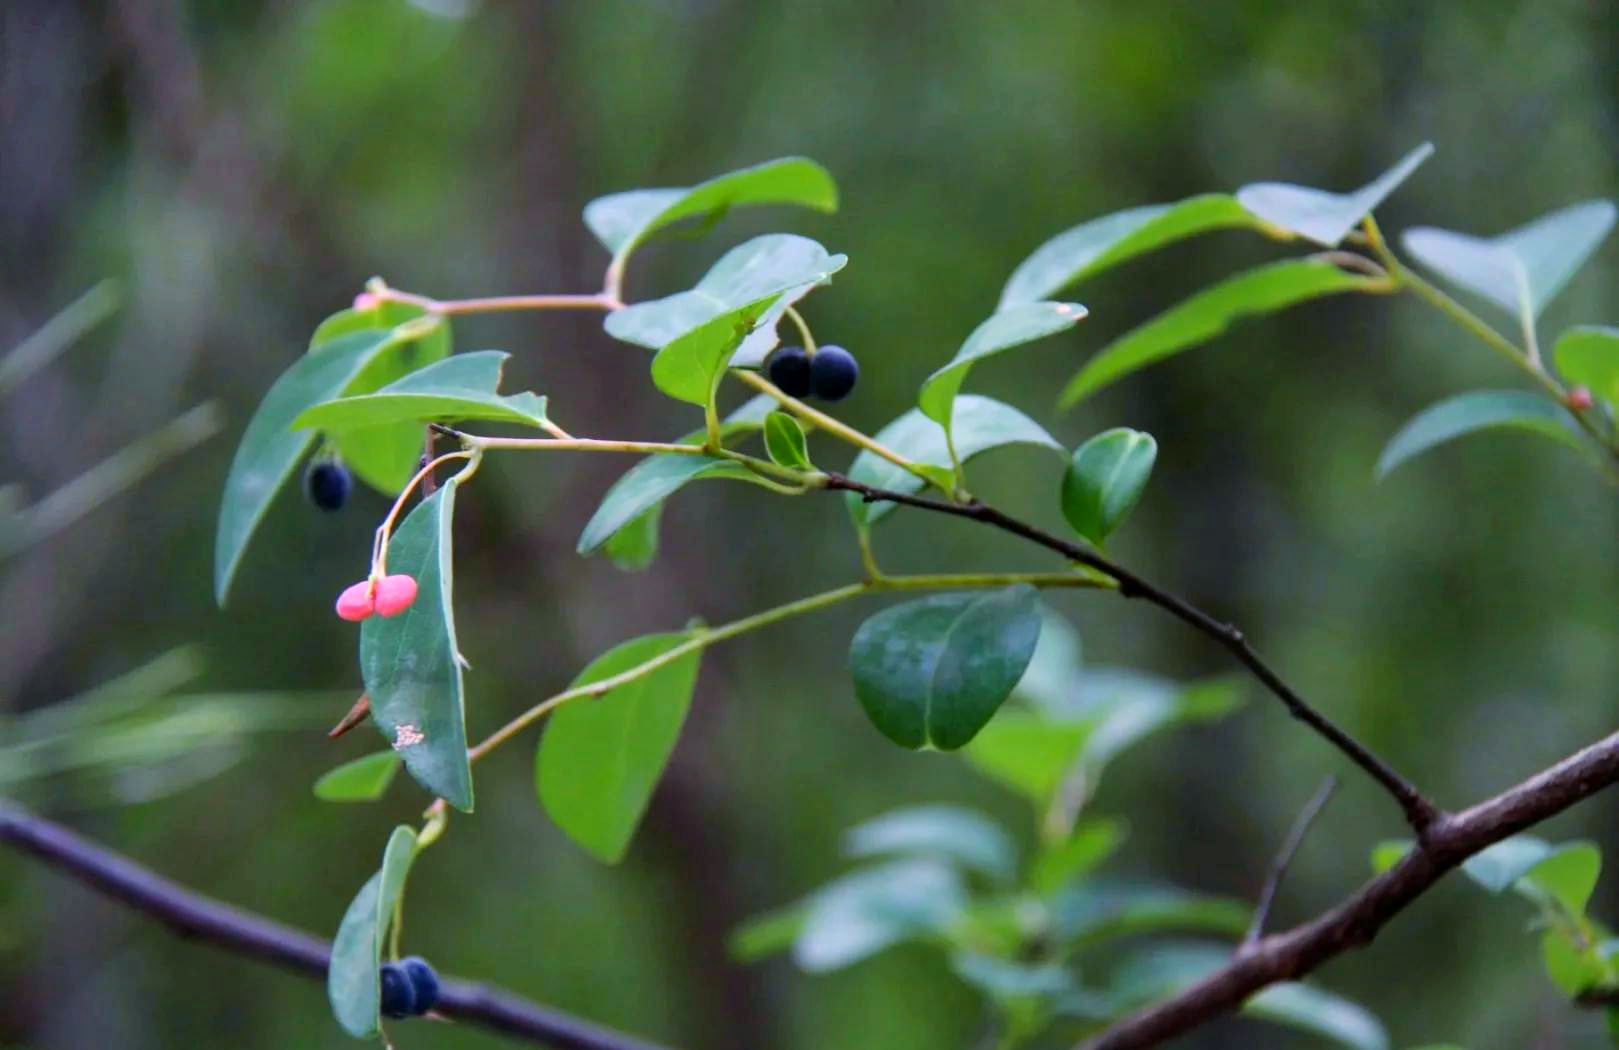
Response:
[393, 724, 425, 749]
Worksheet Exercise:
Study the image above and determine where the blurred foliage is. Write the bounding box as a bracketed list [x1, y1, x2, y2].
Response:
[2, 2, 1617, 1049]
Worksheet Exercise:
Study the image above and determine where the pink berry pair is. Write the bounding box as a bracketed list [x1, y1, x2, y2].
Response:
[336, 575, 418, 622]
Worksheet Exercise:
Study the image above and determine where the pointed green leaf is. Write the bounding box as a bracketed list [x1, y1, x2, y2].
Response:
[1053, 883, 1250, 945]
[951, 953, 1076, 1002]
[849, 585, 1043, 751]
[583, 157, 838, 260]
[327, 826, 418, 1038]
[793, 858, 966, 972]
[763, 411, 812, 469]
[1000, 195, 1263, 308]
[1370, 840, 1412, 875]
[314, 750, 403, 803]
[1520, 843, 1601, 916]
[1060, 260, 1380, 406]
[537, 633, 702, 863]
[360, 482, 473, 811]
[919, 301, 1087, 426]
[1237, 143, 1434, 247]
[1245, 982, 1390, 1050]
[1554, 326, 1619, 405]
[845, 396, 1062, 527]
[295, 351, 548, 432]
[603, 507, 662, 571]
[729, 904, 808, 963]
[1031, 819, 1127, 894]
[1376, 390, 1587, 478]
[1460, 836, 1553, 892]
[961, 711, 1090, 801]
[842, 805, 1017, 882]
[1403, 200, 1616, 319]
[1542, 928, 1604, 997]
[215, 324, 436, 606]
[1060, 428, 1157, 545]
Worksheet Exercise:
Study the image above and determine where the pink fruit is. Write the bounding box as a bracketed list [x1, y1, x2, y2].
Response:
[353, 291, 382, 311]
[336, 580, 375, 621]
[1568, 387, 1595, 411]
[374, 574, 419, 618]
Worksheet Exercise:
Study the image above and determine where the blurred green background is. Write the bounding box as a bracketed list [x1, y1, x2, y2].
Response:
[3, 1, 1617, 1048]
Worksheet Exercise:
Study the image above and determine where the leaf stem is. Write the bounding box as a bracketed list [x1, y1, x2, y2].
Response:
[370, 450, 474, 578]
[783, 305, 817, 354]
[367, 280, 622, 316]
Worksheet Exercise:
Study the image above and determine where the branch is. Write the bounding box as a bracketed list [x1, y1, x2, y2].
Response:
[822, 473, 1440, 833]
[0, 801, 674, 1050]
[1244, 776, 1337, 947]
[1076, 728, 1619, 1050]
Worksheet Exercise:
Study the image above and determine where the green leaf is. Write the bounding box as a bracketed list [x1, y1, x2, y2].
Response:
[1059, 260, 1380, 406]
[849, 585, 1043, 751]
[1245, 982, 1391, 1050]
[359, 482, 473, 811]
[1031, 819, 1127, 894]
[537, 633, 702, 864]
[845, 396, 1062, 527]
[1460, 836, 1553, 893]
[1520, 843, 1601, 916]
[763, 411, 812, 470]
[215, 326, 433, 606]
[294, 351, 549, 433]
[918, 302, 1087, 426]
[1541, 929, 1604, 997]
[1375, 390, 1587, 479]
[603, 507, 662, 571]
[313, 751, 403, 803]
[1554, 326, 1619, 405]
[312, 306, 453, 495]
[583, 157, 838, 260]
[961, 711, 1089, 802]
[1053, 883, 1250, 946]
[729, 905, 808, 963]
[1370, 839, 1412, 875]
[951, 953, 1076, 1001]
[1236, 143, 1434, 248]
[842, 805, 1017, 882]
[1403, 200, 1616, 320]
[327, 826, 418, 1038]
[999, 195, 1264, 308]
[1060, 428, 1158, 546]
[792, 858, 967, 972]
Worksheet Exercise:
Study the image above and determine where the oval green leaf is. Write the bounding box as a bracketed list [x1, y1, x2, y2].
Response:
[849, 585, 1043, 751]
[1402, 200, 1616, 320]
[536, 632, 702, 863]
[1060, 260, 1380, 407]
[845, 396, 1062, 527]
[763, 411, 812, 470]
[1061, 427, 1157, 546]
[313, 750, 402, 803]
[1244, 982, 1390, 1050]
[919, 301, 1087, 427]
[583, 157, 838, 261]
[359, 481, 473, 811]
[1000, 195, 1263, 308]
[792, 858, 966, 972]
[1236, 143, 1433, 248]
[327, 825, 418, 1038]
[842, 805, 1017, 882]
[294, 351, 548, 432]
[1554, 326, 1619, 405]
[1375, 390, 1587, 478]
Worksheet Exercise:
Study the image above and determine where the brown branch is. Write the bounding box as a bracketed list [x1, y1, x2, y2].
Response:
[0, 801, 674, 1050]
[822, 473, 1440, 833]
[1075, 728, 1619, 1050]
[1244, 776, 1338, 947]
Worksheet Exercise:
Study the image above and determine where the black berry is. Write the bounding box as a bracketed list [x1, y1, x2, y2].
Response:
[766, 346, 812, 398]
[305, 458, 353, 512]
[809, 345, 858, 402]
[379, 962, 417, 1019]
[400, 956, 440, 1014]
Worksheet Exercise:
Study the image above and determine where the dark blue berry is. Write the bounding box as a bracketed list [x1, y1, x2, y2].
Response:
[809, 345, 858, 402]
[400, 956, 440, 1015]
[379, 962, 417, 1019]
[305, 459, 352, 512]
[766, 346, 812, 398]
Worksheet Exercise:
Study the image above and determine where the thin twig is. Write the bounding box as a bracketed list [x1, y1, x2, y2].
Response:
[327, 694, 371, 740]
[822, 473, 1441, 834]
[0, 801, 673, 1050]
[1244, 776, 1338, 947]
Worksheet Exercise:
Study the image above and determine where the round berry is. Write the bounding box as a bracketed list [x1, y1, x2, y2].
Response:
[400, 957, 440, 1015]
[1568, 386, 1595, 411]
[379, 961, 417, 1019]
[809, 345, 858, 402]
[766, 346, 812, 398]
[374, 574, 419, 618]
[305, 459, 353, 512]
[336, 580, 375, 622]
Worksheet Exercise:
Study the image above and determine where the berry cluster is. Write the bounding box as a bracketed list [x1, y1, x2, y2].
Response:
[336, 575, 419, 621]
[765, 344, 859, 402]
[379, 956, 440, 1020]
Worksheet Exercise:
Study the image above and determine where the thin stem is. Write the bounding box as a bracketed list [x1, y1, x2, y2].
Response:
[367, 280, 621, 316]
[1244, 776, 1338, 948]
[439, 426, 810, 487]
[784, 305, 817, 354]
[371, 450, 474, 577]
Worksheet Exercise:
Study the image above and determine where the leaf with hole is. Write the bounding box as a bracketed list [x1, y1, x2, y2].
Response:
[843, 805, 1017, 882]
[327, 826, 418, 1038]
[314, 751, 403, 803]
[919, 302, 1086, 428]
[1060, 260, 1381, 406]
[1236, 143, 1433, 247]
[1376, 390, 1588, 479]
[537, 632, 702, 863]
[849, 585, 1042, 751]
[1554, 326, 1619, 406]
[1402, 200, 1616, 320]
[294, 351, 548, 433]
[360, 481, 473, 811]
[1000, 195, 1265, 307]
[845, 396, 1062, 527]
[1061, 428, 1157, 546]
